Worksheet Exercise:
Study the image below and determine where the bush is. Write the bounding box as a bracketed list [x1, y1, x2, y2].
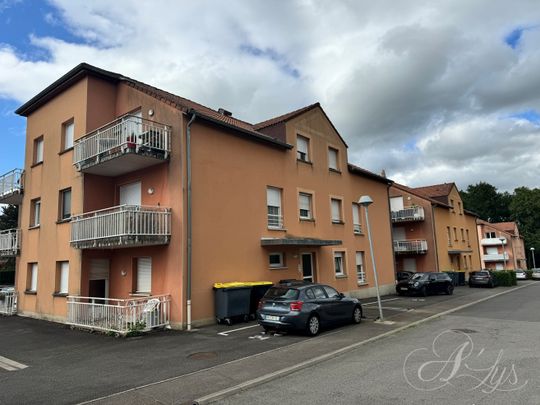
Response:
[492, 270, 517, 286]
[525, 270, 533, 279]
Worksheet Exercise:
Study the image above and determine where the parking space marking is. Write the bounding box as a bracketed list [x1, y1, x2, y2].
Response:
[218, 324, 260, 336]
[248, 335, 270, 341]
[0, 356, 28, 371]
[362, 298, 400, 306]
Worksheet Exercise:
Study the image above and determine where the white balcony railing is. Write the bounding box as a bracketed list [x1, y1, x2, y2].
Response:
[73, 115, 171, 170]
[483, 253, 510, 262]
[391, 206, 425, 222]
[393, 239, 428, 254]
[0, 290, 17, 316]
[267, 213, 284, 229]
[71, 205, 171, 249]
[481, 238, 507, 246]
[67, 294, 171, 335]
[0, 229, 21, 257]
[0, 169, 23, 202]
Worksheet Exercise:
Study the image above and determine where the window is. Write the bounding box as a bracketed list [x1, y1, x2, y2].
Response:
[453, 227, 458, 241]
[485, 232, 496, 239]
[33, 136, 44, 164]
[328, 147, 339, 171]
[458, 202, 462, 214]
[463, 255, 468, 270]
[62, 120, 74, 150]
[322, 285, 340, 298]
[267, 187, 283, 228]
[31, 198, 41, 227]
[59, 188, 72, 221]
[299, 193, 313, 220]
[447, 227, 452, 246]
[312, 286, 326, 299]
[331, 198, 343, 223]
[27, 263, 38, 292]
[466, 229, 470, 246]
[297, 135, 310, 162]
[56, 261, 69, 294]
[334, 251, 345, 276]
[269, 253, 284, 268]
[136, 257, 152, 294]
[450, 199, 455, 212]
[461, 228, 465, 241]
[356, 252, 366, 284]
[352, 203, 361, 234]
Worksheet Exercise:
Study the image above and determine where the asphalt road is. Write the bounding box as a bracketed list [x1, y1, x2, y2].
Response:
[217, 281, 540, 405]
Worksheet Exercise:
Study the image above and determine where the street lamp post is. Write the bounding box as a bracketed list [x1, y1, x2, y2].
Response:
[499, 237, 507, 269]
[531, 247, 536, 269]
[358, 195, 384, 322]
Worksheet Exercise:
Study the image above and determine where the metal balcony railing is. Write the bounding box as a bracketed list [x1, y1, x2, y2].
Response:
[393, 239, 428, 254]
[483, 253, 510, 262]
[73, 115, 171, 171]
[66, 294, 171, 335]
[267, 213, 284, 229]
[0, 229, 21, 257]
[0, 290, 17, 315]
[481, 238, 507, 246]
[0, 169, 23, 203]
[391, 206, 425, 222]
[71, 205, 171, 249]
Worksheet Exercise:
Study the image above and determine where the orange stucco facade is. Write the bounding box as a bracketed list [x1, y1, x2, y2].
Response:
[477, 220, 527, 270]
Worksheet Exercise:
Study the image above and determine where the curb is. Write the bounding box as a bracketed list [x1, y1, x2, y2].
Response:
[194, 283, 535, 404]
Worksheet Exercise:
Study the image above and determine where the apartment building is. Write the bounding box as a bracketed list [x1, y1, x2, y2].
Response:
[389, 182, 481, 273]
[0, 63, 396, 330]
[477, 220, 526, 270]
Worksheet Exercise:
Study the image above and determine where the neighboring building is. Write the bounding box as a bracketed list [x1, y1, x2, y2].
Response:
[389, 182, 482, 274]
[477, 220, 526, 270]
[0, 63, 396, 330]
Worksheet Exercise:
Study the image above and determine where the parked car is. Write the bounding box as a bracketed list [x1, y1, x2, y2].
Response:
[469, 270, 497, 288]
[532, 269, 540, 280]
[257, 281, 363, 336]
[515, 269, 527, 280]
[395, 272, 454, 296]
[396, 271, 414, 282]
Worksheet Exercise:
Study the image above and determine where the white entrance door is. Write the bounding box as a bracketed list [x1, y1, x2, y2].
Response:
[301, 253, 314, 282]
[120, 182, 142, 206]
[403, 258, 417, 272]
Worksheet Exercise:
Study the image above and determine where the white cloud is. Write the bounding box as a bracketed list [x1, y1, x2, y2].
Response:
[1, 0, 540, 191]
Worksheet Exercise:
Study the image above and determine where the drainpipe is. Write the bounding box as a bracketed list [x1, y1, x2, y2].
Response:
[430, 204, 440, 272]
[186, 111, 196, 331]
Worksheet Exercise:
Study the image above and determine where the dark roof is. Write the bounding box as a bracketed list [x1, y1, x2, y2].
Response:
[254, 103, 320, 130]
[348, 164, 393, 185]
[412, 183, 455, 198]
[391, 182, 451, 208]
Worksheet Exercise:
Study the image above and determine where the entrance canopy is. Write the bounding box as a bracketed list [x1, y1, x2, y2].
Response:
[261, 237, 342, 247]
[448, 249, 472, 255]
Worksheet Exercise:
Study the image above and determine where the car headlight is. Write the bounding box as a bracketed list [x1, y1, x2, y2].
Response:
[413, 282, 419, 287]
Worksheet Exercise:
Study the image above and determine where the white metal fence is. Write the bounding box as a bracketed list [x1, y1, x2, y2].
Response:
[0, 290, 17, 316]
[73, 115, 171, 169]
[394, 239, 428, 254]
[71, 205, 171, 248]
[66, 294, 171, 334]
[0, 229, 21, 256]
[0, 169, 23, 199]
[391, 206, 425, 222]
[483, 253, 510, 262]
[267, 213, 283, 229]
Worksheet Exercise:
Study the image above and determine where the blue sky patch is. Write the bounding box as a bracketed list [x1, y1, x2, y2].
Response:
[509, 109, 540, 125]
[504, 24, 540, 49]
[240, 44, 300, 79]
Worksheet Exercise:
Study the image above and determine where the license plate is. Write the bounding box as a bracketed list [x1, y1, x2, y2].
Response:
[265, 315, 280, 321]
[400, 287, 408, 291]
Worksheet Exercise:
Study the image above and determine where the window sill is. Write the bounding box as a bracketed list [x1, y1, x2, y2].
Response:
[353, 231, 364, 236]
[300, 218, 315, 222]
[56, 218, 72, 224]
[329, 168, 341, 174]
[268, 227, 287, 232]
[130, 293, 151, 297]
[29, 225, 40, 230]
[58, 147, 74, 156]
[31, 161, 43, 168]
[335, 274, 347, 279]
[269, 266, 288, 270]
[53, 292, 68, 297]
[297, 159, 313, 165]
[332, 220, 345, 225]
[24, 290, 37, 295]
[357, 282, 369, 286]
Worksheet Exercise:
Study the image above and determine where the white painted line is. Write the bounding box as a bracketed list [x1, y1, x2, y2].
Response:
[217, 324, 260, 336]
[362, 298, 400, 306]
[0, 355, 28, 371]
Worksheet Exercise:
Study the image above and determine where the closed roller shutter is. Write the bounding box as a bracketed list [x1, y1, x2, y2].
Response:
[137, 257, 152, 293]
[90, 259, 109, 280]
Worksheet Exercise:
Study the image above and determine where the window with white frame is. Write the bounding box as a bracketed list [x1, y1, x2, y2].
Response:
[56, 261, 69, 294]
[136, 257, 152, 294]
[297, 135, 310, 162]
[34, 136, 44, 164]
[59, 188, 71, 220]
[352, 203, 361, 233]
[27, 263, 38, 292]
[356, 252, 366, 284]
[31, 198, 41, 227]
[331, 198, 342, 223]
[328, 147, 339, 171]
[269, 253, 284, 268]
[267, 187, 283, 228]
[299, 193, 313, 220]
[63, 120, 74, 150]
[334, 251, 345, 276]
[485, 231, 496, 239]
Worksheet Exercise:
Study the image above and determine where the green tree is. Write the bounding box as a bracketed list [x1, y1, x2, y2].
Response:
[460, 182, 512, 222]
[0, 204, 19, 230]
[510, 187, 540, 266]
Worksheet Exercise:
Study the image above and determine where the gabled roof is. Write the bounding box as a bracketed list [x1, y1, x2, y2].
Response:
[391, 182, 452, 208]
[478, 220, 519, 236]
[348, 164, 393, 185]
[412, 183, 455, 198]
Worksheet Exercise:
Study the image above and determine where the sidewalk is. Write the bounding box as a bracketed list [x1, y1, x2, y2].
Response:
[84, 282, 536, 405]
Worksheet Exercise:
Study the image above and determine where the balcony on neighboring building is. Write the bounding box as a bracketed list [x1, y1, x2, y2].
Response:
[391, 206, 425, 223]
[481, 238, 507, 246]
[0, 289, 17, 316]
[70, 205, 171, 249]
[0, 229, 21, 257]
[393, 239, 428, 254]
[73, 115, 172, 176]
[0, 169, 23, 205]
[483, 252, 510, 262]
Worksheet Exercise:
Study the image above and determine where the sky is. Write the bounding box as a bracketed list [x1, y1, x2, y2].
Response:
[1, 0, 540, 192]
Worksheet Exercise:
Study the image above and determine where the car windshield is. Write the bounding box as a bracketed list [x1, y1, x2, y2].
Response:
[411, 273, 427, 281]
[264, 287, 300, 300]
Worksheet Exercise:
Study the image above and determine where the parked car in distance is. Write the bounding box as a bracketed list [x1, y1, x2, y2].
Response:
[396, 271, 414, 282]
[257, 281, 363, 336]
[515, 269, 527, 280]
[531, 269, 540, 280]
[395, 272, 454, 296]
[469, 270, 497, 288]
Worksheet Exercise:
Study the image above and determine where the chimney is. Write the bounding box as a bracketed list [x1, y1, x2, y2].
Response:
[380, 169, 387, 178]
[218, 108, 233, 117]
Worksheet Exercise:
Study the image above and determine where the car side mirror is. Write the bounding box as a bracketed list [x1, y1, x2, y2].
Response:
[339, 293, 345, 299]
[429, 277, 436, 282]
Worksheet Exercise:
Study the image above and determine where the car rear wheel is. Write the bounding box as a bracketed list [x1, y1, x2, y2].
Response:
[352, 306, 362, 324]
[446, 285, 454, 295]
[306, 314, 320, 336]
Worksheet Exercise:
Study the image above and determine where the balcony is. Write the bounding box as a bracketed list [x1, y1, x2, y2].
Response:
[73, 115, 171, 176]
[0, 229, 21, 257]
[0, 169, 23, 204]
[481, 238, 507, 246]
[391, 206, 425, 223]
[0, 289, 17, 316]
[483, 253, 510, 262]
[67, 294, 171, 335]
[393, 239, 428, 254]
[71, 205, 171, 249]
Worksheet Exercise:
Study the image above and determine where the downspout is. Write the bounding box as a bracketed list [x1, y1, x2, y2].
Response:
[386, 184, 397, 278]
[430, 204, 440, 272]
[186, 111, 196, 331]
